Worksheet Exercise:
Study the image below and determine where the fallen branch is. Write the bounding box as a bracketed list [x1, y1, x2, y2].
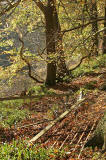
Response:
[59, 135, 69, 150]
[0, 92, 73, 101]
[28, 98, 85, 146]
[16, 119, 52, 129]
[51, 135, 61, 148]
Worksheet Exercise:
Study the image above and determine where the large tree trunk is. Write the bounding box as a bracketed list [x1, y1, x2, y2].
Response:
[44, 2, 57, 86]
[103, 3, 106, 54]
[89, 0, 98, 56]
[34, 0, 68, 86]
[45, 0, 68, 85]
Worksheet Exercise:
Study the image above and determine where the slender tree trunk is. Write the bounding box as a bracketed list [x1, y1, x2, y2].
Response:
[103, 1, 106, 54]
[89, 0, 98, 56]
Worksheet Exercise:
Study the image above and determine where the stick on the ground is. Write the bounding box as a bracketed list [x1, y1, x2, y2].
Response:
[0, 93, 72, 102]
[28, 98, 85, 146]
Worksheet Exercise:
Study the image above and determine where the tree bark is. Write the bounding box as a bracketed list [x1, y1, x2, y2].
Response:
[33, 0, 68, 86]
[89, 0, 98, 56]
[44, 1, 57, 86]
[103, 2, 106, 54]
[45, 0, 68, 85]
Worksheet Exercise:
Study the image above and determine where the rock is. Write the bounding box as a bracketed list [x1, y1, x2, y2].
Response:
[102, 120, 106, 150]
[85, 111, 106, 150]
[99, 82, 106, 91]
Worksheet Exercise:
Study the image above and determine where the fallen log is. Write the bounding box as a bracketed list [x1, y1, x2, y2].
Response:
[28, 98, 85, 146]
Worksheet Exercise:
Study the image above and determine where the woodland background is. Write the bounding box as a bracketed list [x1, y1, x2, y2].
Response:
[0, 0, 106, 159]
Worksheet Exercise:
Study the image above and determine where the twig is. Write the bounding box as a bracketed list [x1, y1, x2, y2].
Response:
[16, 119, 53, 129]
[16, 28, 44, 83]
[51, 135, 61, 148]
[70, 132, 79, 145]
[59, 135, 69, 150]
[62, 18, 105, 34]
[0, 0, 21, 17]
[69, 28, 106, 72]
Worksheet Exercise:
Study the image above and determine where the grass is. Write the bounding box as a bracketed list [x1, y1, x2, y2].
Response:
[0, 85, 56, 129]
[0, 140, 66, 160]
[0, 100, 30, 128]
[0, 140, 105, 160]
[27, 85, 56, 95]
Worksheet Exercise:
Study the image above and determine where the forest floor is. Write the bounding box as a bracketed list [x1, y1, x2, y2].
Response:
[0, 69, 106, 159]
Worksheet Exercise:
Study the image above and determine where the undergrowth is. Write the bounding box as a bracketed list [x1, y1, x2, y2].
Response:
[0, 140, 66, 160]
[0, 100, 30, 128]
[0, 140, 105, 160]
[71, 55, 106, 78]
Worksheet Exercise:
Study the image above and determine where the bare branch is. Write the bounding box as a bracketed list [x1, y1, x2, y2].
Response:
[33, 0, 46, 14]
[69, 27, 106, 72]
[78, 119, 98, 159]
[16, 28, 44, 84]
[0, 0, 21, 17]
[62, 17, 105, 35]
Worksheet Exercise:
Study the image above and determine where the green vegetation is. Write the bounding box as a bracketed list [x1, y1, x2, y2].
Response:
[0, 0, 106, 159]
[0, 101, 30, 128]
[28, 85, 55, 96]
[71, 55, 106, 78]
[0, 140, 65, 160]
[0, 140, 105, 160]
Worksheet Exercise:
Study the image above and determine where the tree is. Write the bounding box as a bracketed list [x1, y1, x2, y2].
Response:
[0, 0, 69, 86]
[103, 0, 106, 54]
[0, 0, 105, 87]
[89, 0, 98, 56]
[33, 0, 69, 86]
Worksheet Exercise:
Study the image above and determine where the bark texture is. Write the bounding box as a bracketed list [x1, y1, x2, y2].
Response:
[45, 0, 68, 85]
[103, 6, 106, 54]
[89, 0, 98, 56]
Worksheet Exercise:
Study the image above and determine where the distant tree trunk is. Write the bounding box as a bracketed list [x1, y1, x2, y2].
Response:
[89, 0, 98, 56]
[103, 2, 106, 54]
